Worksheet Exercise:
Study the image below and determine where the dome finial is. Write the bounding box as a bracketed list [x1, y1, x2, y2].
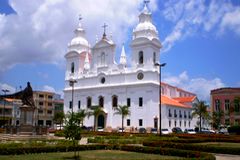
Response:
[143, 0, 150, 13]
[78, 14, 83, 28]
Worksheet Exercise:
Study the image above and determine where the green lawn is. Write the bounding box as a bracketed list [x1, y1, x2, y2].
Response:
[0, 150, 186, 160]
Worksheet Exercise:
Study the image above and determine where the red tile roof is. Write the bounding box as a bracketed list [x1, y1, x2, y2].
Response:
[172, 96, 196, 103]
[161, 95, 191, 108]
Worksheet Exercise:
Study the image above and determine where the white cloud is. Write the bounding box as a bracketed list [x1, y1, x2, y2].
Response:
[162, 0, 240, 52]
[163, 71, 225, 101]
[0, 0, 157, 72]
[42, 85, 63, 98]
[0, 83, 16, 94]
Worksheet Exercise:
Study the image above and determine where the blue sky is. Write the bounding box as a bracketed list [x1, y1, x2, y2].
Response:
[0, 0, 240, 102]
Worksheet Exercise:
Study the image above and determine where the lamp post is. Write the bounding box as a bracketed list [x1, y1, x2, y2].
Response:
[2, 89, 10, 126]
[155, 63, 166, 135]
[69, 79, 77, 119]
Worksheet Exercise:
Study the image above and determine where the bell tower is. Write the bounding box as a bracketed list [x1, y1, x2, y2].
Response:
[130, 1, 161, 70]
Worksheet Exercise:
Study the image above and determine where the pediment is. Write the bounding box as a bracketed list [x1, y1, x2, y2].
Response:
[64, 50, 79, 58]
[93, 39, 115, 49]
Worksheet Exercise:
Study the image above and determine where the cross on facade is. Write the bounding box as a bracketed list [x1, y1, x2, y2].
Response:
[102, 23, 108, 38]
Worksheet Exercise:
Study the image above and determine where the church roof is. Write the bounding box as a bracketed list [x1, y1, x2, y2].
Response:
[172, 96, 196, 103]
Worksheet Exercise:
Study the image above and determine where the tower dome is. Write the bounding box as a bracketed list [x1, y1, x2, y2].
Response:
[133, 3, 158, 40]
[68, 18, 90, 52]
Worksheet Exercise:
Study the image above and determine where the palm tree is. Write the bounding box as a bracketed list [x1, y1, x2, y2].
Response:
[114, 105, 131, 132]
[88, 105, 102, 131]
[75, 109, 88, 127]
[192, 101, 209, 132]
[53, 112, 65, 130]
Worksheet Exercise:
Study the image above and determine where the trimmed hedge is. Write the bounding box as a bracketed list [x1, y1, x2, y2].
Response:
[0, 144, 215, 159]
[143, 141, 240, 155]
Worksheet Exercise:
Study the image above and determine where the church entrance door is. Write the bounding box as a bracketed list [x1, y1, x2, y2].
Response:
[97, 114, 105, 129]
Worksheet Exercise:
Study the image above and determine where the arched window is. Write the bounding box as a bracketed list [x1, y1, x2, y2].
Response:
[101, 52, 105, 66]
[71, 62, 75, 73]
[153, 52, 156, 64]
[112, 95, 118, 108]
[138, 51, 143, 64]
[99, 96, 104, 108]
[87, 97, 92, 108]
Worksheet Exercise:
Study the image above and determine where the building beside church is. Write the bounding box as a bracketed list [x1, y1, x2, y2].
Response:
[64, 2, 198, 132]
[211, 87, 240, 127]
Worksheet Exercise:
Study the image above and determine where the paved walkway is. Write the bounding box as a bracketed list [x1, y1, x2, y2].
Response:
[215, 154, 240, 160]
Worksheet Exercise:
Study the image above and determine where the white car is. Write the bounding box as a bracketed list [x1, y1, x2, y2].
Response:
[184, 129, 196, 134]
[97, 127, 104, 132]
[161, 128, 169, 135]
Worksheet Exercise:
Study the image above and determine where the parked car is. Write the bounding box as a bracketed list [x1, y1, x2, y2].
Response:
[97, 127, 104, 132]
[118, 128, 125, 133]
[151, 128, 158, 134]
[139, 127, 146, 133]
[184, 129, 196, 134]
[161, 128, 170, 135]
[172, 127, 183, 133]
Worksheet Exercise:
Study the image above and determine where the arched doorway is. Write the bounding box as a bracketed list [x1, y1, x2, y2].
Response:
[97, 114, 105, 128]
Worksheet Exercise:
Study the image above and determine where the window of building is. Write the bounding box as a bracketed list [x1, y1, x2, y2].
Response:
[112, 95, 118, 108]
[168, 109, 172, 117]
[169, 120, 171, 127]
[71, 62, 75, 73]
[153, 52, 156, 64]
[38, 109, 43, 114]
[69, 101, 72, 109]
[101, 52, 105, 66]
[174, 110, 177, 118]
[87, 97, 92, 108]
[46, 120, 52, 126]
[127, 119, 130, 126]
[127, 98, 131, 107]
[38, 120, 44, 126]
[179, 110, 182, 118]
[184, 121, 186, 127]
[184, 111, 186, 118]
[78, 100, 81, 109]
[48, 102, 52, 106]
[189, 121, 191, 127]
[235, 102, 240, 112]
[139, 119, 143, 126]
[225, 99, 230, 112]
[99, 96, 104, 107]
[39, 94, 44, 98]
[48, 95, 53, 99]
[47, 110, 52, 114]
[215, 99, 220, 111]
[138, 51, 143, 64]
[174, 120, 177, 127]
[39, 102, 43, 106]
[188, 111, 191, 119]
[179, 121, 182, 127]
[139, 97, 143, 107]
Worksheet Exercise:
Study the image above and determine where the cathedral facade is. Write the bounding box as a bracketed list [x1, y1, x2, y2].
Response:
[64, 3, 198, 132]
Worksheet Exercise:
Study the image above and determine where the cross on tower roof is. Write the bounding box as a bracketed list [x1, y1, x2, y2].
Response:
[79, 14, 82, 21]
[102, 23, 108, 39]
[144, 0, 150, 6]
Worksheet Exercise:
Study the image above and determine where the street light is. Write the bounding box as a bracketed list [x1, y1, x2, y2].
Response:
[69, 79, 77, 119]
[2, 89, 10, 126]
[155, 63, 166, 135]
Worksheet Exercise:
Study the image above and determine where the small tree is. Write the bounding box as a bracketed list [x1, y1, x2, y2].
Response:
[87, 106, 102, 131]
[53, 112, 65, 130]
[64, 112, 81, 159]
[114, 105, 130, 132]
[192, 101, 209, 132]
[212, 111, 224, 130]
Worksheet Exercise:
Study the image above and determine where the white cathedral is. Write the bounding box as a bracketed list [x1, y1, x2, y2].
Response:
[64, 2, 199, 132]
